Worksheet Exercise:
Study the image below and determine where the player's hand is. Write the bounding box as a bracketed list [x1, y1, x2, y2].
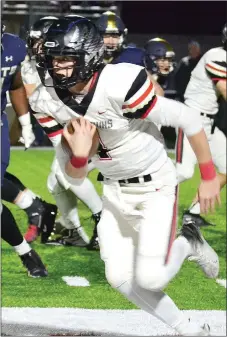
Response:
[198, 176, 221, 214]
[63, 117, 96, 157]
[19, 124, 36, 149]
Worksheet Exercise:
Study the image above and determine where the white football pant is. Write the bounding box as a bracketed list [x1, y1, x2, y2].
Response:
[176, 116, 226, 183]
[97, 158, 207, 335]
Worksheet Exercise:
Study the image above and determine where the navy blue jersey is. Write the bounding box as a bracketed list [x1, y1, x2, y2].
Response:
[112, 46, 145, 66]
[1, 33, 27, 112]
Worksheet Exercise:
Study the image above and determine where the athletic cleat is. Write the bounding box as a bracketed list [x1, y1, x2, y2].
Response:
[180, 220, 219, 279]
[24, 224, 39, 243]
[46, 228, 88, 247]
[183, 210, 215, 228]
[40, 202, 58, 243]
[24, 198, 57, 243]
[86, 211, 101, 251]
[20, 249, 48, 278]
[87, 235, 99, 251]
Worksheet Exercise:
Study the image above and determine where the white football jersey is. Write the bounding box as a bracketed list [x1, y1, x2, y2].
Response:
[30, 62, 202, 180]
[184, 47, 227, 115]
[21, 57, 41, 87]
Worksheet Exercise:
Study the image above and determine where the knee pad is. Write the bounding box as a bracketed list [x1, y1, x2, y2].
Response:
[136, 256, 167, 292]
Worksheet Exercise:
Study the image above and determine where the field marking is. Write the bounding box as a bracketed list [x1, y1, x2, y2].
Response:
[216, 279, 226, 288]
[62, 276, 90, 287]
[2, 308, 226, 336]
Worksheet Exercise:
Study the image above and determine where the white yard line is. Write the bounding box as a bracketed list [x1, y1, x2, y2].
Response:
[62, 276, 90, 287]
[216, 279, 227, 288]
[2, 308, 226, 336]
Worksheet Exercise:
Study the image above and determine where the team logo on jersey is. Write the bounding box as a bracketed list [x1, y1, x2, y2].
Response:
[5, 55, 13, 62]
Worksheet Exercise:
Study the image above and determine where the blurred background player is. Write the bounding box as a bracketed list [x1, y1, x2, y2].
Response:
[24, 15, 103, 250]
[175, 40, 202, 102]
[96, 11, 144, 66]
[1, 23, 47, 277]
[144, 37, 178, 148]
[176, 23, 227, 227]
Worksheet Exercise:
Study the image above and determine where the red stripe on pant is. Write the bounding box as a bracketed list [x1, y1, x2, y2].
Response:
[176, 128, 184, 163]
[165, 185, 179, 265]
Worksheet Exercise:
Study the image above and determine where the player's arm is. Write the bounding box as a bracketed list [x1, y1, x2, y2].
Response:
[9, 68, 35, 148]
[122, 69, 220, 212]
[205, 59, 227, 100]
[146, 71, 164, 96]
[63, 118, 97, 180]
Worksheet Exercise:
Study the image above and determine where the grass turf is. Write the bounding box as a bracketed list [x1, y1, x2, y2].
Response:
[1, 150, 226, 310]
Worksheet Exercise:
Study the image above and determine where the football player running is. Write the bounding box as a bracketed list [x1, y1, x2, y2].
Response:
[1, 24, 47, 277]
[25, 16, 103, 249]
[176, 23, 227, 227]
[35, 17, 220, 335]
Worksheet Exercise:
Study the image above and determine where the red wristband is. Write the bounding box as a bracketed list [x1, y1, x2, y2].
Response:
[70, 156, 88, 169]
[199, 160, 216, 181]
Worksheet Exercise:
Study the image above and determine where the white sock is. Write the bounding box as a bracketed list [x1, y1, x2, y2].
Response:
[189, 201, 200, 215]
[14, 191, 33, 209]
[25, 189, 37, 200]
[69, 177, 102, 215]
[13, 238, 31, 256]
[118, 280, 202, 335]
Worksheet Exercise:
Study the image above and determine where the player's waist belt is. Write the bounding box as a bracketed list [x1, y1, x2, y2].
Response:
[200, 113, 215, 119]
[97, 172, 152, 184]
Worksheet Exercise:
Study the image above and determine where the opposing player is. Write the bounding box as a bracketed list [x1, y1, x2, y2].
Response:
[96, 11, 144, 66]
[143, 37, 178, 147]
[36, 18, 220, 335]
[1, 22, 57, 243]
[1, 24, 47, 277]
[176, 23, 227, 227]
[24, 16, 103, 249]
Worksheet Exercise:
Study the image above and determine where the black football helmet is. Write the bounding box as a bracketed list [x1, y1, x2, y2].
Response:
[38, 16, 104, 89]
[144, 38, 175, 75]
[96, 11, 127, 60]
[27, 16, 58, 57]
[222, 23, 227, 50]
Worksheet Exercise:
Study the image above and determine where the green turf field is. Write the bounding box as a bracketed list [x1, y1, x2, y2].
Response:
[2, 150, 226, 310]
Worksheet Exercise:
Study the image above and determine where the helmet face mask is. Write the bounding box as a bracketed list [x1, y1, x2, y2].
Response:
[144, 38, 176, 76]
[96, 11, 127, 60]
[38, 17, 105, 90]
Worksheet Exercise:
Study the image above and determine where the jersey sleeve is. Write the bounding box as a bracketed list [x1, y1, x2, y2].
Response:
[205, 49, 227, 82]
[32, 111, 63, 147]
[122, 68, 158, 119]
[122, 68, 203, 136]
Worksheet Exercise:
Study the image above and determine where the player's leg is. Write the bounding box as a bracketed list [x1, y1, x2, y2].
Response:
[175, 128, 197, 183]
[185, 126, 226, 226]
[55, 167, 103, 250]
[1, 204, 47, 277]
[2, 177, 57, 243]
[98, 197, 210, 336]
[135, 159, 218, 292]
[5, 171, 37, 198]
[176, 128, 214, 227]
[47, 171, 89, 246]
[68, 177, 102, 250]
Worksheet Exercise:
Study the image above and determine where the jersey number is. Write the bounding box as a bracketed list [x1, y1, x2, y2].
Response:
[97, 138, 112, 160]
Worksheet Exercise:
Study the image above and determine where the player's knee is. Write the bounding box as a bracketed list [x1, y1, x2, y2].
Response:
[105, 261, 131, 289]
[136, 257, 167, 292]
[176, 164, 194, 183]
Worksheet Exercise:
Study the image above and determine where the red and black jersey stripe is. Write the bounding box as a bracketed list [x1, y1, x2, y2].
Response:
[124, 68, 147, 102]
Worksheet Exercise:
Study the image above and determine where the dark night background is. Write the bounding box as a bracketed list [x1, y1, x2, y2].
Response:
[121, 1, 227, 35]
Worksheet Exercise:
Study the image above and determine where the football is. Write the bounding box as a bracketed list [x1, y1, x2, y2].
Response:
[61, 119, 100, 158]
